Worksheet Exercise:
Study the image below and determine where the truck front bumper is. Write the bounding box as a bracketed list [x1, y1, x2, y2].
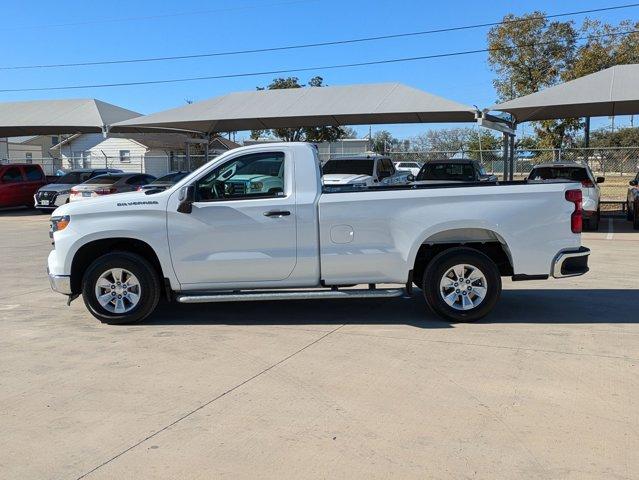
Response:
[47, 268, 72, 295]
[552, 247, 590, 278]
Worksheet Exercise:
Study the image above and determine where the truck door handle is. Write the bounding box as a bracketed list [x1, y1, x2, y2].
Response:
[263, 210, 291, 217]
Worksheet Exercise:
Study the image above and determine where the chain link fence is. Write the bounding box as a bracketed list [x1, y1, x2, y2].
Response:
[2, 146, 637, 200]
[388, 147, 639, 200]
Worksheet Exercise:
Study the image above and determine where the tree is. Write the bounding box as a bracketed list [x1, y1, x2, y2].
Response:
[466, 130, 501, 158]
[590, 127, 639, 148]
[341, 126, 358, 139]
[371, 130, 398, 154]
[249, 76, 353, 142]
[487, 12, 580, 149]
[567, 19, 639, 80]
[487, 12, 639, 149]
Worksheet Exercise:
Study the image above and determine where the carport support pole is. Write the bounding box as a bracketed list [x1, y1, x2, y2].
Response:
[509, 132, 515, 181]
[502, 132, 509, 181]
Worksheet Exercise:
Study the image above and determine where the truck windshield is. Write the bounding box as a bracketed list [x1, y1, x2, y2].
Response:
[528, 167, 589, 182]
[417, 163, 475, 181]
[322, 160, 374, 176]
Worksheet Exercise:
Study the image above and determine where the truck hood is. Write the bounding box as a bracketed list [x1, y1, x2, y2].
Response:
[322, 174, 372, 185]
[52, 190, 165, 216]
[38, 183, 75, 193]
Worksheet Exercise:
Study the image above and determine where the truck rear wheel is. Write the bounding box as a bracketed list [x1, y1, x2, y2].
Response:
[81, 252, 160, 324]
[634, 201, 639, 230]
[422, 248, 501, 323]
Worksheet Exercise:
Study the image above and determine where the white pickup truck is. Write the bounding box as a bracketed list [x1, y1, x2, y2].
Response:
[321, 154, 411, 187]
[47, 143, 590, 325]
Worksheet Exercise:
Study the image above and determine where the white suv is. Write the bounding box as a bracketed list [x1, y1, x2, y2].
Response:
[528, 162, 604, 230]
[394, 161, 421, 176]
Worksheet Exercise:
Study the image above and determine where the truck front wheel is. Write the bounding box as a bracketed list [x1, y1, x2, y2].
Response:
[81, 252, 161, 324]
[422, 248, 501, 323]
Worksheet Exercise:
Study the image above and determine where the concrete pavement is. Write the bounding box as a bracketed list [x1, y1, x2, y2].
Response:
[1, 210, 637, 479]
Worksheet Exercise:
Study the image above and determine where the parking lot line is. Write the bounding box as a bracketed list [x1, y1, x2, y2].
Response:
[606, 218, 614, 240]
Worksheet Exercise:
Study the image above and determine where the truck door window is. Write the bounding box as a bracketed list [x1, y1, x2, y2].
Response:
[196, 152, 285, 201]
[385, 159, 395, 175]
[377, 159, 393, 179]
[1, 167, 23, 183]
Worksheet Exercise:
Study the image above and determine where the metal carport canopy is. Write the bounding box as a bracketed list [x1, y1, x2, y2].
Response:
[489, 64, 639, 122]
[0, 98, 142, 137]
[111, 83, 479, 134]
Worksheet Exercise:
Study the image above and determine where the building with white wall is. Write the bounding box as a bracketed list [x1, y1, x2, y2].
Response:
[51, 133, 193, 177]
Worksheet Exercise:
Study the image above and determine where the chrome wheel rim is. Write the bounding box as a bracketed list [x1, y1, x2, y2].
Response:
[94, 268, 141, 314]
[439, 264, 487, 311]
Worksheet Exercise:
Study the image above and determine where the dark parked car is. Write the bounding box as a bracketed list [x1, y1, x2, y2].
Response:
[69, 173, 156, 202]
[0, 164, 47, 209]
[35, 168, 123, 210]
[138, 171, 190, 192]
[414, 159, 497, 184]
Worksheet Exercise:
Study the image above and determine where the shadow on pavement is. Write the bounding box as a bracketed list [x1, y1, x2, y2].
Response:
[0, 208, 47, 217]
[143, 288, 639, 328]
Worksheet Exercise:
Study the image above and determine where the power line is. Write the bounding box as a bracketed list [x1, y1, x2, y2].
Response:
[2, 3, 638, 71]
[0, 0, 319, 31]
[1, 30, 635, 94]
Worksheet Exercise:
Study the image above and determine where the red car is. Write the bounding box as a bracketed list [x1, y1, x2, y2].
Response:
[0, 164, 48, 209]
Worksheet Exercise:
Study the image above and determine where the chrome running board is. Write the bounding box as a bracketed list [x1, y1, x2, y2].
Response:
[176, 288, 405, 304]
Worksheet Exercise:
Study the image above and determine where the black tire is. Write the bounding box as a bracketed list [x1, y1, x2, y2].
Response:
[422, 247, 501, 323]
[627, 203, 633, 221]
[634, 201, 639, 230]
[82, 251, 160, 324]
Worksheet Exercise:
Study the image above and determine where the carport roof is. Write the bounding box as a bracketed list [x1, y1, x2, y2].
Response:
[489, 64, 639, 122]
[0, 98, 141, 137]
[111, 83, 479, 134]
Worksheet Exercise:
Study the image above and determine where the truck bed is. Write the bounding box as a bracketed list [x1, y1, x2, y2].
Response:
[318, 180, 581, 285]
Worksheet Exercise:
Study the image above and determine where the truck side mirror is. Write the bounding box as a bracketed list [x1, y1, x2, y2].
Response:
[596, 176, 605, 184]
[177, 185, 195, 214]
[630, 180, 638, 187]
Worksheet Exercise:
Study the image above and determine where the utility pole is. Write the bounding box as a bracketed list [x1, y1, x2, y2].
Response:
[584, 117, 590, 148]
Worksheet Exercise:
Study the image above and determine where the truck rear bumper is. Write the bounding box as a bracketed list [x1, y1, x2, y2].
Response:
[552, 247, 590, 278]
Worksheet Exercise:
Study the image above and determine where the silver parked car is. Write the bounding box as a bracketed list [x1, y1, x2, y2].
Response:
[34, 168, 123, 210]
[69, 173, 156, 202]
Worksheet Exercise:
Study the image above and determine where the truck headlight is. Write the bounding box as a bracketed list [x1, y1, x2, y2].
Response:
[250, 182, 264, 190]
[50, 215, 70, 238]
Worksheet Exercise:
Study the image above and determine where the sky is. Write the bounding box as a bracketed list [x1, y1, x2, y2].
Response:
[1, 0, 637, 140]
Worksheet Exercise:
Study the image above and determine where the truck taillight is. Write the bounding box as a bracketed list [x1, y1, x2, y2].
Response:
[565, 189, 582, 233]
